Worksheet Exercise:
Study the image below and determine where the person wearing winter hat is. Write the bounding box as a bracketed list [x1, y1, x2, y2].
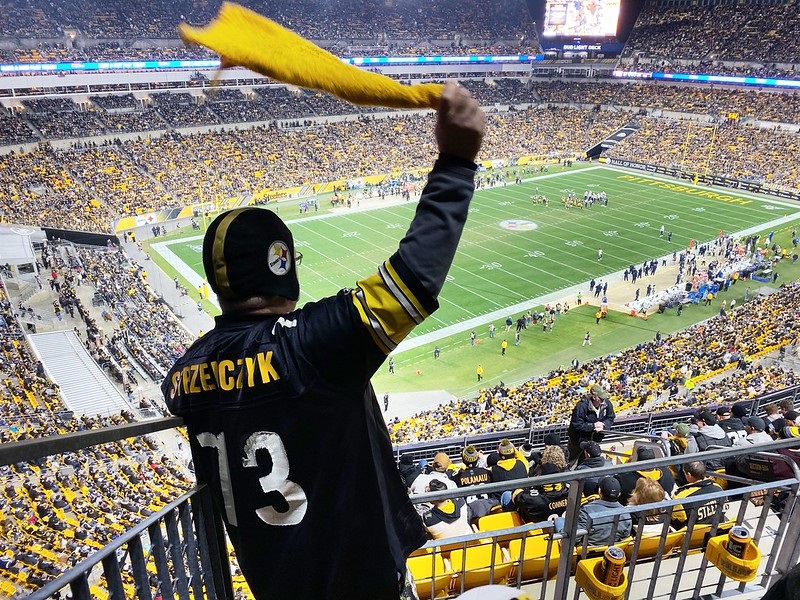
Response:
[162, 82, 486, 600]
[453, 445, 492, 488]
[452, 445, 494, 519]
[490, 439, 529, 507]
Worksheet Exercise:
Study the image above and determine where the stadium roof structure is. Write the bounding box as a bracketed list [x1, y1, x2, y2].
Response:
[0, 225, 38, 267]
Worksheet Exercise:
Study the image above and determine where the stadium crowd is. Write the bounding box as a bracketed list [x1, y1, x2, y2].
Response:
[1, 1, 800, 594]
[0, 105, 629, 231]
[0, 266, 194, 595]
[605, 116, 800, 190]
[388, 280, 800, 445]
[0, 0, 536, 47]
[0, 79, 796, 235]
[532, 81, 800, 126]
[2, 229, 798, 594]
[621, 1, 800, 67]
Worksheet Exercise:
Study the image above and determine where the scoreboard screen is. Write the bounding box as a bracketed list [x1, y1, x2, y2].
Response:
[542, 0, 621, 37]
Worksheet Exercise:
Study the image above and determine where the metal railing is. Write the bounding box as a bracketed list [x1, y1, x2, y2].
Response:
[0, 418, 233, 600]
[2, 417, 800, 599]
[410, 438, 800, 600]
[393, 385, 800, 463]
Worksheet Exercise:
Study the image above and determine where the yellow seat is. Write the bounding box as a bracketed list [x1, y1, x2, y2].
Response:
[0, 581, 16, 596]
[90, 585, 109, 600]
[408, 552, 451, 599]
[683, 519, 735, 551]
[449, 543, 512, 591]
[508, 534, 559, 581]
[476, 511, 525, 544]
[434, 537, 490, 556]
[621, 530, 683, 559]
[409, 546, 433, 558]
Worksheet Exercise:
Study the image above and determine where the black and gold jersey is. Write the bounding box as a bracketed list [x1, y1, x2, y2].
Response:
[163, 156, 476, 599]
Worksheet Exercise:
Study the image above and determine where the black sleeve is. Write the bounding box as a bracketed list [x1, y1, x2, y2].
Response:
[397, 153, 477, 299]
[346, 154, 476, 359]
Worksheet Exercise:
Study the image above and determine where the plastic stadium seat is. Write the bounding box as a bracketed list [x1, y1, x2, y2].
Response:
[407, 552, 451, 599]
[508, 534, 559, 581]
[621, 530, 683, 560]
[683, 519, 736, 551]
[1, 581, 17, 596]
[90, 585, 109, 600]
[476, 511, 526, 544]
[449, 543, 512, 592]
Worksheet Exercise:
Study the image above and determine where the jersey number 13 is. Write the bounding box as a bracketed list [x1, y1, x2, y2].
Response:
[196, 431, 308, 527]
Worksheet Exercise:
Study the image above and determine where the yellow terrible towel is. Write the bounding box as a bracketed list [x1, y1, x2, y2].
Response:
[179, 2, 443, 110]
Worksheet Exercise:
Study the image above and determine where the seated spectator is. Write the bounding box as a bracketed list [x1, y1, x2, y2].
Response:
[453, 445, 495, 519]
[764, 402, 783, 437]
[409, 452, 457, 495]
[490, 439, 530, 508]
[670, 461, 726, 530]
[716, 405, 746, 445]
[616, 446, 675, 505]
[512, 463, 569, 524]
[575, 441, 611, 497]
[665, 422, 691, 457]
[685, 410, 732, 474]
[529, 436, 568, 476]
[735, 416, 773, 446]
[577, 477, 631, 547]
[421, 479, 474, 540]
[452, 445, 492, 489]
[398, 454, 422, 489]
[628, 477, 671, 536]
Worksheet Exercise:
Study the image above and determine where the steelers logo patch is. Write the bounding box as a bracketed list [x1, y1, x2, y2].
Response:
[268, 241, 293, 276]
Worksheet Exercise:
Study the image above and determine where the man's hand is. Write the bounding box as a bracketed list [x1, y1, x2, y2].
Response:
[594, 422, 604, 432]
[435, 82, 485, 163]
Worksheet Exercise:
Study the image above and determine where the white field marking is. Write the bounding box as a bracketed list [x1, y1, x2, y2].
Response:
[153, 165, 800, 347]
[393, 218, 800, 354]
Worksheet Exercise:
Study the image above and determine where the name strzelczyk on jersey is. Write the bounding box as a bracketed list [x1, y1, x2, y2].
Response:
[168, 351, 280, 398]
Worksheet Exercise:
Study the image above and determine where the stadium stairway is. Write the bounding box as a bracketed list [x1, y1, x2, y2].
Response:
[28, 329, 131, 417]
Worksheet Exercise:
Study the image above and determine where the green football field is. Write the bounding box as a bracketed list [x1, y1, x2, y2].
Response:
[151, 164, 800, 397]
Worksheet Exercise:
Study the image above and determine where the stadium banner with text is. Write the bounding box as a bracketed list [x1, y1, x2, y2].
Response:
[600, 157, 800, 201]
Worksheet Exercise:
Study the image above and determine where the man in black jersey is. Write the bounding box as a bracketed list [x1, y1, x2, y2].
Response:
[163, 82, 485, 600]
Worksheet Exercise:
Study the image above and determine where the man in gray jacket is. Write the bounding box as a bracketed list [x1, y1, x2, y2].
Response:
[577, 477, 632, 547]
[685, 410, 732, 472]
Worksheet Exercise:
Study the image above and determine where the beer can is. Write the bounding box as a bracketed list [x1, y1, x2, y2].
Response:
[727, 526, 751, 559]
[600, 546, 626, 587]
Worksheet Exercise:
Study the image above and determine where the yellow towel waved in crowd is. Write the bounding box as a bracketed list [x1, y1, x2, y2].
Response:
[179, 2, 444, 109]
